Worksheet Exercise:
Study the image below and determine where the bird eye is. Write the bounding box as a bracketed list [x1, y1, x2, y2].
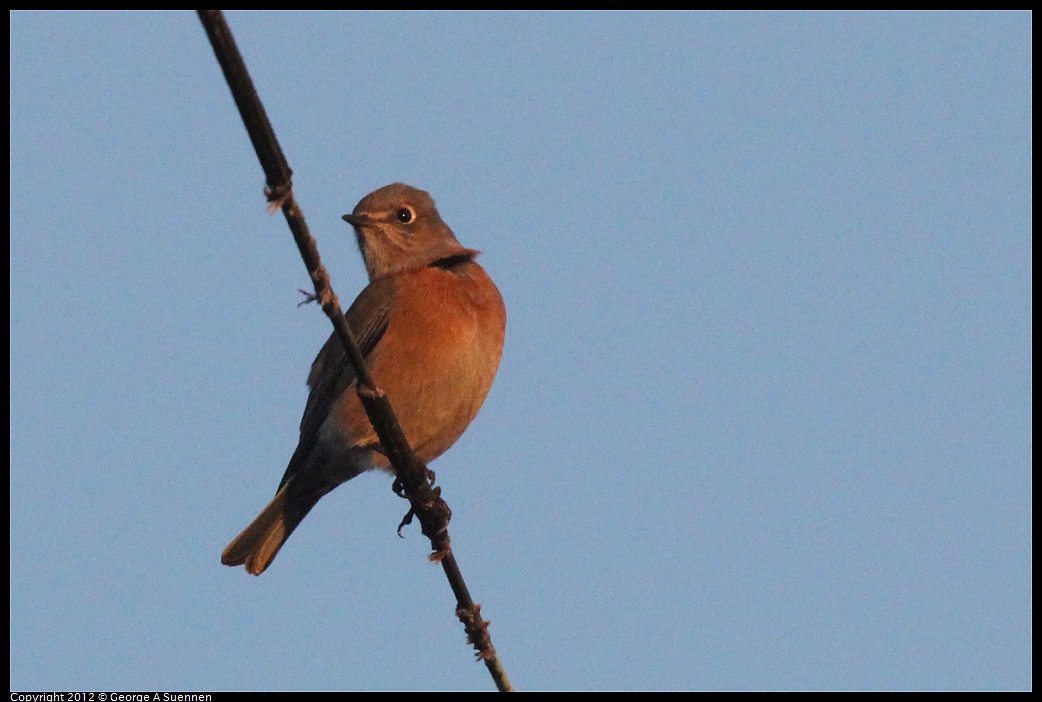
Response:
[395, 207, 415, 224]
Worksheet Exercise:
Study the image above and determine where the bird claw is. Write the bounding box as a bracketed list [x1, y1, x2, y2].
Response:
[397, 506, 415, 537]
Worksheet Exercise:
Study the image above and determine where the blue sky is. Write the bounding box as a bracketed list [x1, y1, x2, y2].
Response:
[10, 11, 1031, 691]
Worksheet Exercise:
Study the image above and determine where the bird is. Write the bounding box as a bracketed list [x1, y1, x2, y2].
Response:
[221, 183, 506, 575]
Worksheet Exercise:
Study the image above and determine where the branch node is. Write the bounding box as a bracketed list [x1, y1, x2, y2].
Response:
[457, 604, 494, 660]
[264, 182, 292, 212]
[357, 384, 384, 401]
[428, 540, 451, 562]
[316, 287, 339, 310]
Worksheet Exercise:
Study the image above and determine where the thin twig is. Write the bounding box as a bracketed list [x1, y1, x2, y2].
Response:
[197, 10, 512, 692]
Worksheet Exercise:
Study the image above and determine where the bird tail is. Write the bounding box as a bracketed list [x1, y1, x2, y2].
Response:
[221, 481, 318, 576]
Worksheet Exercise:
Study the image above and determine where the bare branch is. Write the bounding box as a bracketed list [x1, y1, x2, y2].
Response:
[197, 10, 512, 692]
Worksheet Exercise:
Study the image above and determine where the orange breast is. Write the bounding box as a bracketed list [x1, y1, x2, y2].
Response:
[328, 260, 505, 466]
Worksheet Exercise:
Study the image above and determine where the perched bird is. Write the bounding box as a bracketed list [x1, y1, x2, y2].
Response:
[222, 183, 506, 575]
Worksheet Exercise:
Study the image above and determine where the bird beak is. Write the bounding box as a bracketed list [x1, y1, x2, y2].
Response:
[342, 213, 372, 227]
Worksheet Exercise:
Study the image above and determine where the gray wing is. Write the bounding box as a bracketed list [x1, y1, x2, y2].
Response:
[276, 278, 396, 490]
